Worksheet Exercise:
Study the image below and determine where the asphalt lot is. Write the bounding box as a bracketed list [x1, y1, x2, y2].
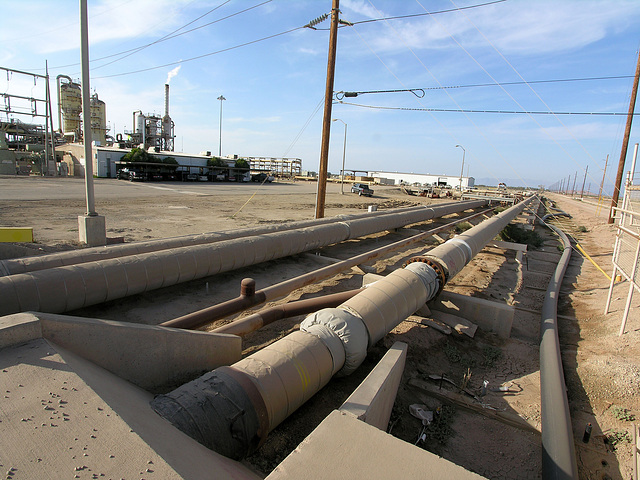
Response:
[0, 175, 317, 201]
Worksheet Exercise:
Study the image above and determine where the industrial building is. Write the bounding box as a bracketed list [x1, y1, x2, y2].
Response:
[368, 170, 475, 189]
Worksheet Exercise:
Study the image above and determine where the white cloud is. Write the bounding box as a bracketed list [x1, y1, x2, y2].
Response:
[350, 0, 640, 56]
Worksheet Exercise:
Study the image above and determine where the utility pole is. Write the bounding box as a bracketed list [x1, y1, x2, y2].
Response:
[565, 174, 571, 195]
[559, 178, 564, 194]
[315, 0, 340, 219]
[571, 171, 577, 196]
[609, 48, 640, 224]
[580, 165, 588, 199]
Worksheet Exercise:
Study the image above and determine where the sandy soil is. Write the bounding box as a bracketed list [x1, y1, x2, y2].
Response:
[1, 180, 638, 479]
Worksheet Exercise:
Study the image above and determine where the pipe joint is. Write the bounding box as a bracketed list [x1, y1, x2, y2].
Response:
[300, 307, 369, 376]
[404, 257, 446, 301]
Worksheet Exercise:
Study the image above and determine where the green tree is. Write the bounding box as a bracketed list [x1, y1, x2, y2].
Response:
[207, 157, 227, 167]
[122, 147, 150, 163]
[162, 156, 178, 165]
[234, 158, 249, 169]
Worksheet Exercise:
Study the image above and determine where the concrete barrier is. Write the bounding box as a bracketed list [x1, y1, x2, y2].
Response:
[339, 342, 407, 430]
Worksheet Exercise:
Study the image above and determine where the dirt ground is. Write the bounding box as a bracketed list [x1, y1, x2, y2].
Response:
[1, 179, 638, 479]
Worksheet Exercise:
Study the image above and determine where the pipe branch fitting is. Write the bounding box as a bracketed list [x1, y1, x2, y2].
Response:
[300, 307, 369, 376]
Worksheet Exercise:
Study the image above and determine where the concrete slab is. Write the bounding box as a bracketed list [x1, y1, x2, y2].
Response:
[431, 291, 515, 338]
[0, 339, 261, 480]
[339, 342, 407, 430]
[266, 410, 486, 480]
[489, 240, 527, 252]
[0, 312, 42, 349]
[36, 312, 242, 393]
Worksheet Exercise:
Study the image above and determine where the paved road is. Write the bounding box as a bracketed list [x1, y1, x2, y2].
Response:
[0, 176, 318, 201]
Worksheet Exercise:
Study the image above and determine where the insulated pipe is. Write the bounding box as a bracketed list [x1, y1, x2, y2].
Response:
[0, 202, 467, 276]
[539, 218, 578, 479]
[0, 201, 488, 316]
[151, 197, 534, 458]
[161, 208, 493, 330]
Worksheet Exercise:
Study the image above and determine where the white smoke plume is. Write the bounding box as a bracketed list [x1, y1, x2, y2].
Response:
[166, 66, 181, 84]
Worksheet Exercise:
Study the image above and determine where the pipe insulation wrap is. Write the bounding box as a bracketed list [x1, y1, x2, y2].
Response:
[300, 307, 369, 376]
[423, 197, 534, 279]
[0, 200, 489, 316]
[230, 331, 334, 432]
[0, 203, 441, 276]
[150, 368, 263, 460]
[341, 266, 435, 346]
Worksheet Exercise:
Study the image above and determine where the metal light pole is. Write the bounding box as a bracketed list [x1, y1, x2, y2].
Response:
[217, 95, 225, 157]
[455, 144, 465, 193]
[332, 118, 347, 194]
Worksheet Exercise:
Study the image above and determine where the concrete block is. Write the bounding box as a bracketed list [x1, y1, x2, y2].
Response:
[0, 339, 260, 480]
[340, 342, 407, 430]
[0, 312, 42, 349]
[37, 312, 242, 392]
[431, 291, 515, 338]
[0, 227, 33, 243]
[266, 410, 486, 480]
[78, 214, 106, 247]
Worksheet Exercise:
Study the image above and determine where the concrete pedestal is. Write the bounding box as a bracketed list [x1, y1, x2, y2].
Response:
[78, 214, 106, 246]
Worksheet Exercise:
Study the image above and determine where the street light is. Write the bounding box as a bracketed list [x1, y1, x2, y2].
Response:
[217, 95, 226, 157]
[455, 144, 465, 194]
[332, 118, 347, 194]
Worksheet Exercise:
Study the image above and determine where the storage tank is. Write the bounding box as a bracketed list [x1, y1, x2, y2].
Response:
[59, 79, 82, 137]
[90, 93, 107, 145]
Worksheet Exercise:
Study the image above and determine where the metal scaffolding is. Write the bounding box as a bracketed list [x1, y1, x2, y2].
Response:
[605, 145, 640, 335]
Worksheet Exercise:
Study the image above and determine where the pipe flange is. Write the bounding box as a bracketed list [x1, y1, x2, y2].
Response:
[404, 256, 447, 298]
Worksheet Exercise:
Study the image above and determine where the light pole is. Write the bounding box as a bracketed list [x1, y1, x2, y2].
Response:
[332, 118, 347, 194]
[455, 144, 465, 193]
[217, 95, 225, 157]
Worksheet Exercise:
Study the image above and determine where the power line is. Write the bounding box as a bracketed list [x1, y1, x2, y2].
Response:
[338, 101, 639, 115]
[93, 26, 304, 79]
[315, 0, 507, 29]
[91, 0, 234, 71]
[335, 75, 634, 98]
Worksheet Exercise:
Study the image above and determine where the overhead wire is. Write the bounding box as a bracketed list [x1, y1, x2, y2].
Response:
[90, 0, 234, 71]
[92, 26, 305, 79]
[443, 0, 633, 192]
[335, 102, 639, 116]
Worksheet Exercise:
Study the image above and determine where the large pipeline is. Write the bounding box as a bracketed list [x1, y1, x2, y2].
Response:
[0, 204, 439, 277]
[539, 214, 579, 479]
[0, 200, 488, 316]
[161, 208, 493, 330]
[151, 196, 535, 460]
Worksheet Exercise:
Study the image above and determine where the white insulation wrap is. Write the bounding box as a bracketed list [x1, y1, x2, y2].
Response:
[341, 264, 438, 346]
[300, 307, 369, 376]
[230, 331, 334, 432]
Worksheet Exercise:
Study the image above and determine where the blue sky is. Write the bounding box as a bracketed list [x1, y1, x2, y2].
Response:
[2, 0, 640, 190]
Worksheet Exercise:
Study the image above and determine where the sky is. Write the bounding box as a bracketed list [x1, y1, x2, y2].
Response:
[1, 0, 640, 191]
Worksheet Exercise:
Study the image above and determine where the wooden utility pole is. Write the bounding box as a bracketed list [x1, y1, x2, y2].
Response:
[315, 0, 340, 219]
[580, 165, 588, 198]
[609, 48, 640, 224]
[571, 171, 577, 196]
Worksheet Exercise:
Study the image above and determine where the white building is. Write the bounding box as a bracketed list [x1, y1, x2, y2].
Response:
[368, 171, 475, 189]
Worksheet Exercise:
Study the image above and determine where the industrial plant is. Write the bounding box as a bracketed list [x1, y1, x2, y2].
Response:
[0, 66, 301, 180]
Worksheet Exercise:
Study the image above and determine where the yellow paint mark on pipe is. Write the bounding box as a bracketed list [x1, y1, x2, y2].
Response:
[575, 243, 611, 281]
[0, 227, 33, 243]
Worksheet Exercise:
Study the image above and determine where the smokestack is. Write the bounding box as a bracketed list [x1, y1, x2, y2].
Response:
[164, 84, 169, 118]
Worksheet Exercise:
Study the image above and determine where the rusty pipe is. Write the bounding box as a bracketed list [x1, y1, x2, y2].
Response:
[212, 289, 363, 336]
[161, 208, 492, 330]
[151, 198, 533, 458]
